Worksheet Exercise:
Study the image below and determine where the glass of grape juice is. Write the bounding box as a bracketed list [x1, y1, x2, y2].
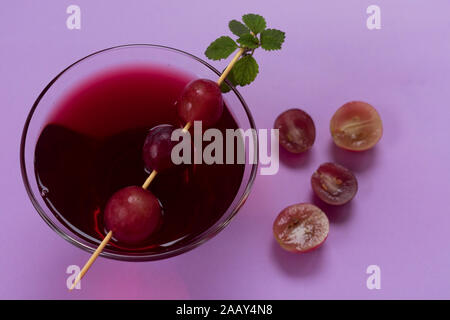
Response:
[20, 44, 258, 261]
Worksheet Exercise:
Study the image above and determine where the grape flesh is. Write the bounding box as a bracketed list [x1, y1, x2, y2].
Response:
[311, 162, 358, 206]
[142, 124, 178, 173]
[274, 108, 316, 153]
[330, 101, 382, 151]
[177, 79, 223, 127]
[273, 203, 329, 253]
[104, 186, 162, 244]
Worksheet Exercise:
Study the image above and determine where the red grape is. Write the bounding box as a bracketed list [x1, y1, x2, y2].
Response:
[177, 78, 223, 127]
[330, 101, 382, 151]
[274, 108, 316, 153]
[142, 124, 177, 172]
[273, 203, 329, 253]
[104, 186, 162, 244]
[311, 162, 357, 206]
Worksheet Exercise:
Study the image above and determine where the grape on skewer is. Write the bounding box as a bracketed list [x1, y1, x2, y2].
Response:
[142, 124, 179, 173]
[177, 79, 224, 127]
[104, 186, 162, 244]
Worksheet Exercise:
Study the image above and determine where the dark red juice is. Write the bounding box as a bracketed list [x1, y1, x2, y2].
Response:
[34, 65, 244, 253]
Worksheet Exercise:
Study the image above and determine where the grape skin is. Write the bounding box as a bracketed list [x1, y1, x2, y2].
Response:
[177, 79, 224, 128]
[274, 108, 316, 153]
[142, 124, 178, 173]
[104, 186, 162, 244]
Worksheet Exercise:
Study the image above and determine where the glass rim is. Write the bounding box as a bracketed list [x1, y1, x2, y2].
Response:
[20, 43, 259, 261]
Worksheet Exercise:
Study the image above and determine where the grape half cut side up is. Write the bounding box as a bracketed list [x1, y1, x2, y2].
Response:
[273, 203, 329, 253]
[330, 101, 382, 151]
[274, 108, 316, 154]
[311, 162, 358, 206]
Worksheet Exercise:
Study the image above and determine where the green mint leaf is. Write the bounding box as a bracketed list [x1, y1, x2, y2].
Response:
[236, 34, 259, 49]
[242, 14, 266, 34]
[260, 29, 286, 51]
[220, 82, 232, 93]
[205, 36, 238, 60]
[219, 68, 238, 93]
[229, 20, 250, 37]
[232, 55, 259, 86]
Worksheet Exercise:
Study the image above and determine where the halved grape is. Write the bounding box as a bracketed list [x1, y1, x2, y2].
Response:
[273, 203, 329, 253]
[274, 108, 316, 153]
[177, 78, 223, 127]
[311, 162, 357, 206]
[330, 101, 382, 151]
[142, 124, 177, 172]
[104, 186, 162, 244]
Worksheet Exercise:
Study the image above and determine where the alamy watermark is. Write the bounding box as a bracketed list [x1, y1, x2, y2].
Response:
[66, 265, 81, 290]
[171, 121, 279, 176]
[66, 5, 81, 30]
[366, 264, 381, 290]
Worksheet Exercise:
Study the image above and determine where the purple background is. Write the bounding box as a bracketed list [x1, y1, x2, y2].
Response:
[1, 1, 450, 299]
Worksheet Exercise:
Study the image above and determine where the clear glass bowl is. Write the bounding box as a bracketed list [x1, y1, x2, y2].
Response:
[20, 44, 258, 261]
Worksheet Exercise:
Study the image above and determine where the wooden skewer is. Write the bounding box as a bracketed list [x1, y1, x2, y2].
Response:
[69, 230, 112, 290]
[142, 169, 158, 189]
[217, 48, 245, 86]
[69, 48, 244, 291]
[182, 121, 192, 132]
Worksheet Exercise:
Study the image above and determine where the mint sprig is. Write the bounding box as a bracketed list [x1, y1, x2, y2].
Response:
[205, 13, 286, 92]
